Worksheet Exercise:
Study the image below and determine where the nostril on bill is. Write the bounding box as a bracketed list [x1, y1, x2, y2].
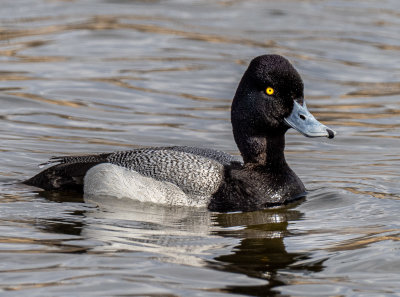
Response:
[326, 128, 335, 139]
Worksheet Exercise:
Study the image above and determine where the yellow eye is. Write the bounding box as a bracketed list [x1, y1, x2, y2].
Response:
[266, 87, 274, 95]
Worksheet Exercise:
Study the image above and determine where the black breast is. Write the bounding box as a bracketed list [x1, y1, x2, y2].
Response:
[208, 163, 306, 212]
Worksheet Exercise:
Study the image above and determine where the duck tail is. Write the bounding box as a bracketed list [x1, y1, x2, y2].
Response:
[24, 153, 111, 192]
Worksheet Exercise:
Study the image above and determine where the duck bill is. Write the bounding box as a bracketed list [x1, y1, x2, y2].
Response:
[284, 101, 336, 139]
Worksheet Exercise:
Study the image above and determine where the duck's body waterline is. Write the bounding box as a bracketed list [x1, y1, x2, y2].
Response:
[24, 55, 335, 212]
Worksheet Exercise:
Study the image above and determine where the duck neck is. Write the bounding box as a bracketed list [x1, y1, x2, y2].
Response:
[235, 133, 288, 168]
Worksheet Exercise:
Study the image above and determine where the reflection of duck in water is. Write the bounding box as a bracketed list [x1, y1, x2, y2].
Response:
[212, 208, 325, 295]
[38, 189, 321, 293]
[25, 55, 335, 212]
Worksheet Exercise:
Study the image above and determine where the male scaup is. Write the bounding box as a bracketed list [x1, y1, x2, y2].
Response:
[24, 55, 335, 212]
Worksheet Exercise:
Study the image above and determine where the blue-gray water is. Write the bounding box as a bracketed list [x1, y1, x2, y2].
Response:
[1, 0, 400, 296]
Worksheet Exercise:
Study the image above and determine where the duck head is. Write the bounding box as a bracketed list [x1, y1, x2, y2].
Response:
[231, 55, 335, 164]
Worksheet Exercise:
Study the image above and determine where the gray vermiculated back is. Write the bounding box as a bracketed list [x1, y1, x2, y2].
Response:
[50, 146, 241, 196]
[106, 147, 230, 196]
[44, 153, 110, 166]
[168, 146, 241, 165]
[52, 146, 241, 166]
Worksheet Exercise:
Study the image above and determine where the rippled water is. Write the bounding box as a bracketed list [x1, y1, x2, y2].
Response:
[1, 0, 400, 296]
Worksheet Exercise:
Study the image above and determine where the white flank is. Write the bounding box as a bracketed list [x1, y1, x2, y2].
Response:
[84, 163, 210, 207]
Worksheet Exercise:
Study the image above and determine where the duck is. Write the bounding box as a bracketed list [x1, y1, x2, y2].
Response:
[24, 54, 336, 212]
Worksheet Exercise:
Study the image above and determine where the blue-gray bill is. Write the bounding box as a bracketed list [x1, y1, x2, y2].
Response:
[284, 101, 336, 139]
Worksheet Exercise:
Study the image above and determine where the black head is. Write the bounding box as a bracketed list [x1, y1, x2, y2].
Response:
[232, 55, 303, 138]
[231, 55, 335, 164]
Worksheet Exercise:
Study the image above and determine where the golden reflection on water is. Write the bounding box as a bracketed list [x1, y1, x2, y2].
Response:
[120, 64, 208, 73]
[342, 82, 400, 98]
[2, 13, 395, 70]
[76, 15, 276, 48]
[0, 236, 87, 254]
[93, 77, 222, 102]
[36, 135, 133, 147]
[8, 92, 86, 108]
[0, 72, 33, 81]
[0, 14, 275, 56]
[329, 232, 400, 252]
[342, 187, 400, 200]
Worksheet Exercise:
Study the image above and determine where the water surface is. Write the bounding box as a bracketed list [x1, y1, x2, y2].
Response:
[1, 0, 400, 296]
